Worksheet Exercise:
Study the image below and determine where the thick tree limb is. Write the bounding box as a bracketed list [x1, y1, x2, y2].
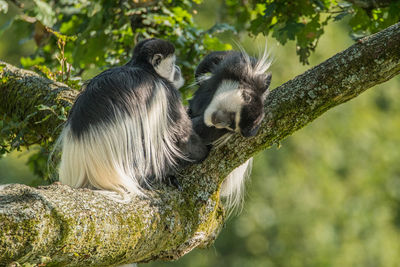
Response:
[0, 22, 399, 266]
[0, 62, 76, 149]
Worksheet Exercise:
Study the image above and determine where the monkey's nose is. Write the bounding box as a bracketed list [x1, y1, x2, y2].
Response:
[241, 125, 261, 137]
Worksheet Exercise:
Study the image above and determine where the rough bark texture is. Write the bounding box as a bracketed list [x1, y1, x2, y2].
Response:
[0, 22, 399, 266]
[0, 62, 77, 147]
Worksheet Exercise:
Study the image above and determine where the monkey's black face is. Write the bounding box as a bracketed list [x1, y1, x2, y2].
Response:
[238, 90, 265, 137]
[202, 81, 266, 137]
[239, 102, 264, 137]
[192, 49, 272, 140]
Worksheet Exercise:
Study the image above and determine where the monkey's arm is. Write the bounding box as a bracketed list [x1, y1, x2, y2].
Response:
[182, 131, 210, 163]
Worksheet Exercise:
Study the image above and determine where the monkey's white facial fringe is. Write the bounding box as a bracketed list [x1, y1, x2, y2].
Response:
[203, 80, 242, 131]
[154, 55, 184, 89]
[220, 158, 253, 216]
[155, 55, 175, 81]
[235, 42, 273, 80]
[58, 83, 184, 199]
[173, 75, 185, 89]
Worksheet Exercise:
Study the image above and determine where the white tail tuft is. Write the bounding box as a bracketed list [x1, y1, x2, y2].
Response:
[220, 158, 253, 216]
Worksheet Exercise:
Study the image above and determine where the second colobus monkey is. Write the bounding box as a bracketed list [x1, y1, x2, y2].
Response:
[189, 49, 272, 211]
[58, 38, 209, 197]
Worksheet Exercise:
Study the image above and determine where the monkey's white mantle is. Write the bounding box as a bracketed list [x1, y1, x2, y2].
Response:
[1, 22, 400, 266]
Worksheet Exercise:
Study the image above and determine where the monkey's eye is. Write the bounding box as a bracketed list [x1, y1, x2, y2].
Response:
[155, 57, 162, 65]
[242, 93, 252, 103]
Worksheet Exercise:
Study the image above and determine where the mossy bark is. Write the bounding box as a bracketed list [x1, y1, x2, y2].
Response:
[0, 22, 399, 266]
[0, 61, 77, 148]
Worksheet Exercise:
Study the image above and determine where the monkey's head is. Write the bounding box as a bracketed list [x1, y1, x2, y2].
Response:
[129, 38, 184, 88]
[197, 51, 272, 137]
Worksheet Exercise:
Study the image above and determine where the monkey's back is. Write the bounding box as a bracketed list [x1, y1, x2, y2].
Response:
[59, 64, 190, 196]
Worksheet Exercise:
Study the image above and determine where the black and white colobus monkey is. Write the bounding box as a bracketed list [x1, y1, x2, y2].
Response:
[58, 38, 209, 197]
[189, 49, 272, 210]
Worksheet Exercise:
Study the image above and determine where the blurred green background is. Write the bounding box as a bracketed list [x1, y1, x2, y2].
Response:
[1, 1, 400, 266]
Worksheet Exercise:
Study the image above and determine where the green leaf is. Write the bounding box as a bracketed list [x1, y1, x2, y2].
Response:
[203, 34, 232, 51]
[312, 0, 326, 10]
[338, 2, 352, 8]
[263, 3, 276, 18]
[36, 104, 51, 111]
[206, 23, 237, 35]
[334, 11, 350, 21]
[87, 2, 102, 17]
[349, 7, 369, 31]
[34, 114, 52, 124]
[33, 0, 56, 27]
[0, 18, 14, 37]
[0, 0, 8, 13]
[20, 56, 45, 69]
[273, 21, 305, 45]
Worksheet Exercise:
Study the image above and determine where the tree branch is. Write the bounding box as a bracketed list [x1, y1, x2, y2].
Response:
[0, 22, 399, 266]
[0, 62, 76, 150]
[346, 0, 392, 9]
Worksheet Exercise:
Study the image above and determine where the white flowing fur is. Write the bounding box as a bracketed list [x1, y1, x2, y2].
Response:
[220, 158, 253, 213]
[212, 133, 253, 214]
[210, 45, 272, 213]
[58, 82, 184, 197]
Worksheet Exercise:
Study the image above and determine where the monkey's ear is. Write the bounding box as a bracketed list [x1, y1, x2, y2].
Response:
[151, 54, 163, 66]
[195, 51, 230, 83]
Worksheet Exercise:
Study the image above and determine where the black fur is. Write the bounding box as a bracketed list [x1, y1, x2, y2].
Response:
[129, 38, 175, 66]
[189, 50, 272, 143]
[67, 38, 208, 180]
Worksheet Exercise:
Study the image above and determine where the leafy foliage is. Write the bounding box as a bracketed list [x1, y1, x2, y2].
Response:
[0, 0, 8, 13]
[221, 0, 400, 64]
[1, 0, 233, 85]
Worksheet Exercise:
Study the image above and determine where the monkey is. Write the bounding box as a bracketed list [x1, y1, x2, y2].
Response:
[188, 49, 272, 211]
[57, 38, 209, 198]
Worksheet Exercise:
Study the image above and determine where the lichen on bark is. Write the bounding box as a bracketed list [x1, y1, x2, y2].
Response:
[0, 61, 77, 152]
